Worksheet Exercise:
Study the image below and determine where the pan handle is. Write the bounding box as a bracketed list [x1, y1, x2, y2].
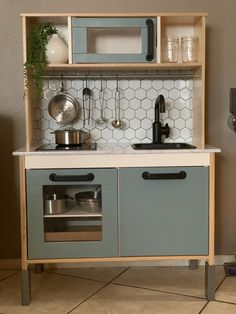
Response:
[49, 173, 95, 182]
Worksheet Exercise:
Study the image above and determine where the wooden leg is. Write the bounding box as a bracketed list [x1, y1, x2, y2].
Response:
[205, 262, 215, 301]
[34, 264, 44, 274]
[189, 260, 198, 270]
[21, 270, 31, 306]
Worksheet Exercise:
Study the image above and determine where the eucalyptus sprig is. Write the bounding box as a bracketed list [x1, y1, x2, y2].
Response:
[24, 22, 57, 100]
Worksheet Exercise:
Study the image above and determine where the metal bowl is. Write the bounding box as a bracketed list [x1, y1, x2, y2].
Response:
[75, 190, 101, 212]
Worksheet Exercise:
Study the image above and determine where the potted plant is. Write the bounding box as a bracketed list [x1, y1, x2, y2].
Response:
[24, 22, 57, 100]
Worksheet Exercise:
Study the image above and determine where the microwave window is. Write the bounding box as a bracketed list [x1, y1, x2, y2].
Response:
[87, 28, 142, 54]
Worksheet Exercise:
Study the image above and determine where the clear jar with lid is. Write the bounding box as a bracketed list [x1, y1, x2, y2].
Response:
[181, 35, 199, 63]
[162, 36, 179, 63]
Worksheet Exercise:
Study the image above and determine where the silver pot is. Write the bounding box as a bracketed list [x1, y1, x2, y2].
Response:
[44, 194, 73, 215]
[54, 128, 89, 146]
[75, 188, 101, 212]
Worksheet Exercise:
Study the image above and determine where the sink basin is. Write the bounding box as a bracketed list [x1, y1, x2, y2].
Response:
[132, 143, 196, 150]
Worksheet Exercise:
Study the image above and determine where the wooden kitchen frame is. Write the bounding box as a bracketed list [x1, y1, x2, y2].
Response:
[15, 12, 219, 305]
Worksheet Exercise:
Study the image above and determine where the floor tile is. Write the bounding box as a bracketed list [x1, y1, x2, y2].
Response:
[0, 271, 104, 314]
[114, 266, 225, 297]
[216, 276, 236, 303]
[47, 267, 127, 282]
[69, 283, 207, 314]
[202, 301, 236, 314]
[0, 270, 17, 281]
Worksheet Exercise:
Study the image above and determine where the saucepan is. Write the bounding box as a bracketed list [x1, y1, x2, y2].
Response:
[44, 193, 73, 215]
[75, 187, 101, 212]
[52, 128, 89, 146]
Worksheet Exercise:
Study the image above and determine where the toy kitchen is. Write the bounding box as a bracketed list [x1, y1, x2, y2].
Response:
[13, 12, 220, 305]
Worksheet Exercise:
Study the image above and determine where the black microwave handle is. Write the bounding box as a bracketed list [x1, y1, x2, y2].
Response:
[49, 173, 95, 182]
[142, 171, 187, 180]
[146, 19, 154, 61]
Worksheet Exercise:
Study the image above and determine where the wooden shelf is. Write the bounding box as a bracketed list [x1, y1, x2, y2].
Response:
[44, 208, 102, 218]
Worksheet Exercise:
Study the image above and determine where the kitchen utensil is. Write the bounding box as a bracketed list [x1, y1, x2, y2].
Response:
[44, 193, 73, 215]
[48, 78, 79, 125]
[96, 79, 107, 125]
[75, 187, 101, 212]
[82, 76, 92, 126]
[111, 77, 124, 128]
[53, 128, 89, 146]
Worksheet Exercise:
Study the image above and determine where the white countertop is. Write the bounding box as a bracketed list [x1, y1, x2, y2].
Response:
[13, 143, 221, 156]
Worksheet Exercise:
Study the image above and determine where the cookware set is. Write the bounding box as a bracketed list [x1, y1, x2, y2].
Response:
[47, 76, 124, 146]
[44, 187, 101, 215]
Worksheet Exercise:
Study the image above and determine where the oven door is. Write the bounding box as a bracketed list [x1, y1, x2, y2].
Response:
[72, 17, 157, 63]
[26, 168, 118, 259]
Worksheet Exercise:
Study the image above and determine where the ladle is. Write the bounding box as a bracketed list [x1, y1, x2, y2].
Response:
[96, 78, 107, 125]
[111, 77, 124, 129]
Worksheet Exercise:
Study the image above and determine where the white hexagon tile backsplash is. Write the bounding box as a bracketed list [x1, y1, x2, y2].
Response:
[36, 77, 193, 145]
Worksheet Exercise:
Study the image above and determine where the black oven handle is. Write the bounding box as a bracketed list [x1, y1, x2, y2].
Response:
[49, 173, 95, 182]
[146, 18, 154, 61]
[142, 171, 187, 180]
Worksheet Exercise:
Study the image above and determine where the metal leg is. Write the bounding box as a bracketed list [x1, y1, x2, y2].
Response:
[21, 270, 31, 306]
[189, 259, 198, 270]
[34, 264, 44, 274]
[205, 262, 215, 301]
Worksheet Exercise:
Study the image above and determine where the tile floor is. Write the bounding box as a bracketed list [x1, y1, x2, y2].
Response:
[0, 266, 236, 313]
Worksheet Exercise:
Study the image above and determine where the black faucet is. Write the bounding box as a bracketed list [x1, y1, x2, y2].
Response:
[152, 95, 170, 143]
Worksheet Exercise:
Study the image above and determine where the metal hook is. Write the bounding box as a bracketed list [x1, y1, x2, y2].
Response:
[116, 74, 119, 91]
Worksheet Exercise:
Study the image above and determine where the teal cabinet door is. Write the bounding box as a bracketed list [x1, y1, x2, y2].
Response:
[119, 167, 209, 256]
[26, 168, 118, 259]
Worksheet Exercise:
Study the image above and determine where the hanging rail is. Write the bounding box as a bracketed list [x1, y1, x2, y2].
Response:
[41, 71, 198, 80]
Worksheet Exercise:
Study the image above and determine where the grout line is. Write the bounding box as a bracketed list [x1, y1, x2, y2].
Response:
[45, 270, 108, 284]
[64, 267, 130, 314]
[198, 301, 209, 314]
[0, 271, 19, 283]
[112, 281, 207, 301]
[214, 299, 236, 306]
[214, 274, 227, 292]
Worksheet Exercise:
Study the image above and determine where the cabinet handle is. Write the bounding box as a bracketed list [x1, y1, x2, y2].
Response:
[146, 19, 154, 61]
[142, 171, 187, 180]
[49, 173, 95, 182]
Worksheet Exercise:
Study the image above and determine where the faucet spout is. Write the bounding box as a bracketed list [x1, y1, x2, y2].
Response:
[153, 95, 170, 144]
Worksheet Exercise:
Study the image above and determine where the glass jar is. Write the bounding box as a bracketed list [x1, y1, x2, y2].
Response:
[162, 36, 179, 63]
[181, 35, 199, 63]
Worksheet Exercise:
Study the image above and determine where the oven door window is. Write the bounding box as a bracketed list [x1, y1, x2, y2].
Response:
[43, 185, 102, 242]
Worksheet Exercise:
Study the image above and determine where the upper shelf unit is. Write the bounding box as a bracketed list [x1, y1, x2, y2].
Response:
[22, 13, 206, 71]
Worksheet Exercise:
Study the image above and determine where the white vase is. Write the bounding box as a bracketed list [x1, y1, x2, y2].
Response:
[46, 34, 68, 64]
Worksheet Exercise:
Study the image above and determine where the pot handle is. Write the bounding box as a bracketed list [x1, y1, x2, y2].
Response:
[49, 173, 95, 182]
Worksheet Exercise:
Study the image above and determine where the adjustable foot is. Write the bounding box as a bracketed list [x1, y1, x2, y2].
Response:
[205, 262, 215, 301]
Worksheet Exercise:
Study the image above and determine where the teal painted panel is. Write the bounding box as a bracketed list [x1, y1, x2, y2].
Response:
[27, 169, 118, 259]
[72, 17, 155, 28]
[27, 168, 117, 186]
[72, 53, 153, 63]
[119, 167, 209, 256]
[71, 17, 157, 63]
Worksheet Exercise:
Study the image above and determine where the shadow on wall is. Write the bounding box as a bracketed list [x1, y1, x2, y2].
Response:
[0, 115, 21, 259]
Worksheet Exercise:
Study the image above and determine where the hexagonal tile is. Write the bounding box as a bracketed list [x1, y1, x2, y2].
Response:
[135, 88, 146, 100]
[129, 80, 141, 90]
[152, 80, 164, 90]
[106, 98, 115, 111]
[67, 88, 78, 98]
[147, 88, 158, 101]
[180, 127, 191, 139]
[180, 88, 191, 100]
[141, 98, 152, 110]
[123, 88, 135, 100]
[159, 89, 168, 99]
[49, 80, 60, 91]
[146, 108, 154, 120]
[104, 108, 112, 120]
[164, 80, 174, 90]
[125, 108, 135, 120]
[170, 127, 180, 138]
[104, 89, 113, 101]
[174, 80, 186, 90]
[186, 119, 193, 129]
[141, 118, 151, 129]
[125, 129, 135, 140]
[136, 129, 146, 140]
[175, 118, 185, 129]
[181, 108, 191, 119]
[141, 79, 152, 89]
[113, 129, 124, 140]
[43, 128, 54, 141]
[119, 80, 129, 91]
[186, 80, 193, 90]
[38, 118, 49, 131]
[102, 128, 113, 140]
[169, 108, 180, 120]
[175, 99, 186, 110]
[43, 88, 55, 100]
[169, 88, 180, 100]
[106, 80, 116, 90]
[135, 108, 146, 119]
[130, 98, 140, 110]
[130, 118, 141, 130]
[185, 99, 193, 110]
[72, 80, 82, 90]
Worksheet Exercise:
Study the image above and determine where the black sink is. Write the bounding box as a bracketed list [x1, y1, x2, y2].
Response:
[132, 143, 196, 150]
